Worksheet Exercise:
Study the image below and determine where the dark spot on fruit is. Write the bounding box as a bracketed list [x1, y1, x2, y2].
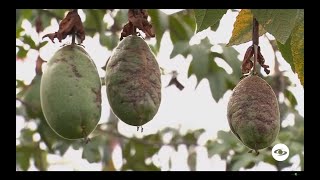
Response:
[71, 64, 82, 78]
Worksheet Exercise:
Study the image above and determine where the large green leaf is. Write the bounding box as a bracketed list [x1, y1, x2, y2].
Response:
[220, 45, 242, 85]
[227, 9, 266, 46]
[82, 136, 102, 163]
[251, 9, 299, 44]
[170, 41, 190, 59]
[148, 9, 169, 52]
[194, 9, 227, 33]
[148, 10, 195, 55]
[83, 9, 107, 36]
[277, 37, 295, 72]
[16, 146, 32, 171]
[100, 33, 119, 50]
[291, 15, 304, 86]
[188, 38, 230, 101]
[169, 12, 195, 44]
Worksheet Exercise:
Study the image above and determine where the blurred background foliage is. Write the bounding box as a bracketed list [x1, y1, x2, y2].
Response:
[16, 9, 303, 171]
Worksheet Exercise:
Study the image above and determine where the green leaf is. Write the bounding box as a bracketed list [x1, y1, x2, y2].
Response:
[284, 89, 297, 107]
[16, 9, 20, 24]
[148, 9, 169, 51]
[16, 9, 33, 28]
[50, 9, 66, 19]
[206, 68, 228, 102]
[71, 140, 82, 150]
[113, 9, 128, 29]
[291, 16, 304, 86]
[227, 9, 266, 46]
[194, 9, 227, 33]
[16, 146, 32, 171]
[207, 142, 228, 157]
[187, 38, 213, 79]
[187, 150, 197, 171]
[16, 26, 24, 38]
[231, 153, 257, 171]
[300, 153, 304, 171]
[54, 142, 70, 156]
[82, 136, 102, 163]
[33, 149, 48, 171]
[170, 41, 190, 58]
[188, 38, 231, 102]
[37, 120, 60, 153]
[169, 14, 193, 43]
[99, 33, 119, 50]
[22, 35, 37, 49]
[16, 106, 26, 117]
[251, 9, 299, 44]
[16, 46, 28, 59]
[20, 128, 35, 145]
[277, 37, 294, 72]
[220, 45, 242, 81]
[210, 20, 220, 32]
[84, 9, 106, 36]
[39, 41, 48, 49]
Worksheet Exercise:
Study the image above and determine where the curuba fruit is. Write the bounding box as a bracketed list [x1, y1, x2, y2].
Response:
[105, 36, 161, 127]
[22, 74, 44, 119]
[227, 75, 280, 151]
[40, 45, 101, 140]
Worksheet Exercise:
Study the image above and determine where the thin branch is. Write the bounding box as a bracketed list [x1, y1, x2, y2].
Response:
[252, 18, 259, 74]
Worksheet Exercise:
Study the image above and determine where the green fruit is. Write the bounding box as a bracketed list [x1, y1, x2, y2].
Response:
[105, 36, 161, 126]
[22, 74, 44, 119]
[40, 45, 101, 140]
[227, 75, 280, 151]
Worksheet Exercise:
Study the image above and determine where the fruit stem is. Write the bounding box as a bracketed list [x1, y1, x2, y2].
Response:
[71, 30, 76, 45]
[252, 18, 259, 74]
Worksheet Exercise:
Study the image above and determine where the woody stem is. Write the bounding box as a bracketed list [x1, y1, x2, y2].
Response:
[71, 30, 76, 45]
[252, 18, 259, 74]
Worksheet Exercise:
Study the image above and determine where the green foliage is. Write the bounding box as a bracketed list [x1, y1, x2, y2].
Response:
[277, 37, 294, 72]
[251, 9, 300, 44]
[194, 9, 227, 33]
[187, 38, 241, 101]
[16, 9, 303, 171]
[227, 9, 266, 46]
[291, 16, 304, 86]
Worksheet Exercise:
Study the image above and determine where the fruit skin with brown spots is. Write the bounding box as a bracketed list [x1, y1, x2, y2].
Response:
[40, 45, 101, 140]
[105, 36, 161, 126]
[227, 75, 280, 151]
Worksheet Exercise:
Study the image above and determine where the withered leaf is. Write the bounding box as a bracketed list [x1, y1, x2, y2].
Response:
[120, 9, 155, 40]
[43, 10, 85, 44]
[241, 46, 254, 74]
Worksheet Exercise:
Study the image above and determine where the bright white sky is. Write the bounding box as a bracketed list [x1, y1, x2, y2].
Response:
[16, 9, 304, 171]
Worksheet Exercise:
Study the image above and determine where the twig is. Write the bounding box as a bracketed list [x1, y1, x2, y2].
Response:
[252, 18, 259, 74]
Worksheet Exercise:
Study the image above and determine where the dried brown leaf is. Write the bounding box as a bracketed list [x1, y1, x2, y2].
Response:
[43, 10, 85, 44]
